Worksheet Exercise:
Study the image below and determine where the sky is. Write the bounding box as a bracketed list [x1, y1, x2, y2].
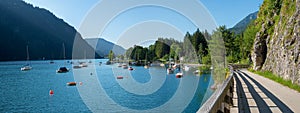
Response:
[23, 0, 263, 48]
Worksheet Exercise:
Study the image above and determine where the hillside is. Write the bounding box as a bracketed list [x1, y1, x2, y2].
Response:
[85, 38, 125, 57]
[229, 11, 258, 34]
[251, 0, 299, 83]
[0, 0, 96, 61]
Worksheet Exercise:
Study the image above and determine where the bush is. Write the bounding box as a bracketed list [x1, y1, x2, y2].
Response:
[202, 55, 211, 65]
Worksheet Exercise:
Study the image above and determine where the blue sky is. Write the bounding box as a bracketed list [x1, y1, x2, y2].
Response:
[23, 0, 263, 48]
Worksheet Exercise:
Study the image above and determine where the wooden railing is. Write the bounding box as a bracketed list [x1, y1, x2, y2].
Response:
[197, 70, 234, 113]
[229, 64, 250, 70]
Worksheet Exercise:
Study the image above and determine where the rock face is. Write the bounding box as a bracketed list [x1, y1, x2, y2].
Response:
[252, 0, 300, 83]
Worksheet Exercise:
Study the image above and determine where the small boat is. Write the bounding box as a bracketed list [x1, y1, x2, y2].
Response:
[21, 65, 32, 71]
[193, 70, 200, 74]
[160, 63, 165, 67]
[117, 76, 123, 79]
[57, 43, 69, 73]
[167, 68, 174, 74]
[184, 65, 190, 71]
[79, 63, 88, 67]
[88, 60, 92, 63]
[176, 72, 183, 78]
[122, 63, 128, 69]
[175, 56, 183, 78]
[73, 65, 82, 69]
[21, 45, 32, 71]
[144, 53, 149, 69]
[67, 82, 76, 86]
[144, 65, 149, 69]
[57, 67, 69, 73]
[128, 67, 134, 71]
[106, 61, 112, 65]
[118, 63, 122, 67]
[50, 60, 54, 64]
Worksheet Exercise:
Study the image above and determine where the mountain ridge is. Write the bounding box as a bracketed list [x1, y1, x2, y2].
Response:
[0, 0, 97, 61]
[229, 11, 258, 34]
[85, 38, 126, 57]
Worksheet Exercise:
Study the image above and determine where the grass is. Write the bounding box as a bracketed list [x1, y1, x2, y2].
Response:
[249, 69, 300, 93]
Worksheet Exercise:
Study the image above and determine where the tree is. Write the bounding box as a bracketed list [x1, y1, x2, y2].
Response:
[241, 21, 258, 60]
[209, 30, 226, 84]
[154, 40, 170, 58]
[108, 50, 114, 61]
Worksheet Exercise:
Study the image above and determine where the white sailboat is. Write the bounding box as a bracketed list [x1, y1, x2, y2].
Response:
[21, 45, 32, 71]
[175, 57, 184, 78]
[144, 52, 149, 69]
[57, 43, 69, 73]
[167, 56, 174, 74]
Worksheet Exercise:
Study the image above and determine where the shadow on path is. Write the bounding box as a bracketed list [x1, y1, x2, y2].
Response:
[238, 71, 293, 113]
[233, 72, 250, 113]
[237, 72, 272, 113]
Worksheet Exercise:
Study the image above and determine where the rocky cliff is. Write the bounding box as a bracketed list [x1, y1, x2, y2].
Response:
[252, 0, 300, 83]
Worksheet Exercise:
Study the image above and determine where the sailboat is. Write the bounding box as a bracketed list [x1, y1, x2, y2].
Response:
[57, 43, 69, 73]
[175, 57, 183, 78]
[21, 45, 32, 71]
[79, 50, 88, 67]
[167, 56, 174, 74]
[144, 52, 149, 69]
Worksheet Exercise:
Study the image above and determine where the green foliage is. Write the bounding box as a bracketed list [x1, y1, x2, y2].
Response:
[202, 54, 211, 65]
[108, 50, 114, 61]
[209, 29, 227, 84]
[199, 65, 211, 74]
[154, 39, 170, 58]
[240, 21, 259, 60]
[161, 54, 170, 61]
[250, 69, 300, 93]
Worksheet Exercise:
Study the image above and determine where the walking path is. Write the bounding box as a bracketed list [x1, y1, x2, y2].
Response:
[230, 69, 300, 113]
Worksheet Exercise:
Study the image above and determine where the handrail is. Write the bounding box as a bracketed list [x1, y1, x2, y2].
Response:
[197, 71, 234, 113]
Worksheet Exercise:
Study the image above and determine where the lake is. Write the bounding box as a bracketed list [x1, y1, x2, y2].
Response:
[0, 59, 214, 113]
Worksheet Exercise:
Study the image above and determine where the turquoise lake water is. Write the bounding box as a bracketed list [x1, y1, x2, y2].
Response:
[0, 59, 214, 113]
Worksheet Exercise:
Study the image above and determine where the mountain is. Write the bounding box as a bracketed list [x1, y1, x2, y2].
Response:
[251, 0, 299, 82]
[0, 0, 97, 61]
[85, 38, 125, 57]
[229, 11, 258, 34]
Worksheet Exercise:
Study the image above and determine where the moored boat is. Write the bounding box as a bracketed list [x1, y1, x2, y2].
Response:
[67, 82, 76, 86]
[176, 72, 183, 78]
[167, 68, 174, 74]
[57, 43, 69, 73]
[193, 70, 200, 75]
[128, 67, 134, 71]
[57, 67, 69, 73]
[122, 63, 128, 69]
[118, 63, 122, 67]
[144, 65, 149, 69]
[73, 65, 82, 69]
[21, 65, 32, 71]
[117, 76, 123, 79]
[21, 45, 32, 71]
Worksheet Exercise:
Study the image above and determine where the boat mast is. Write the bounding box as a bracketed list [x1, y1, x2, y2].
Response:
[145, 52, 147, 65]
[63, 43, 66, 66]
[26, 45, 29, 61]
[84, 50, 86, 61]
